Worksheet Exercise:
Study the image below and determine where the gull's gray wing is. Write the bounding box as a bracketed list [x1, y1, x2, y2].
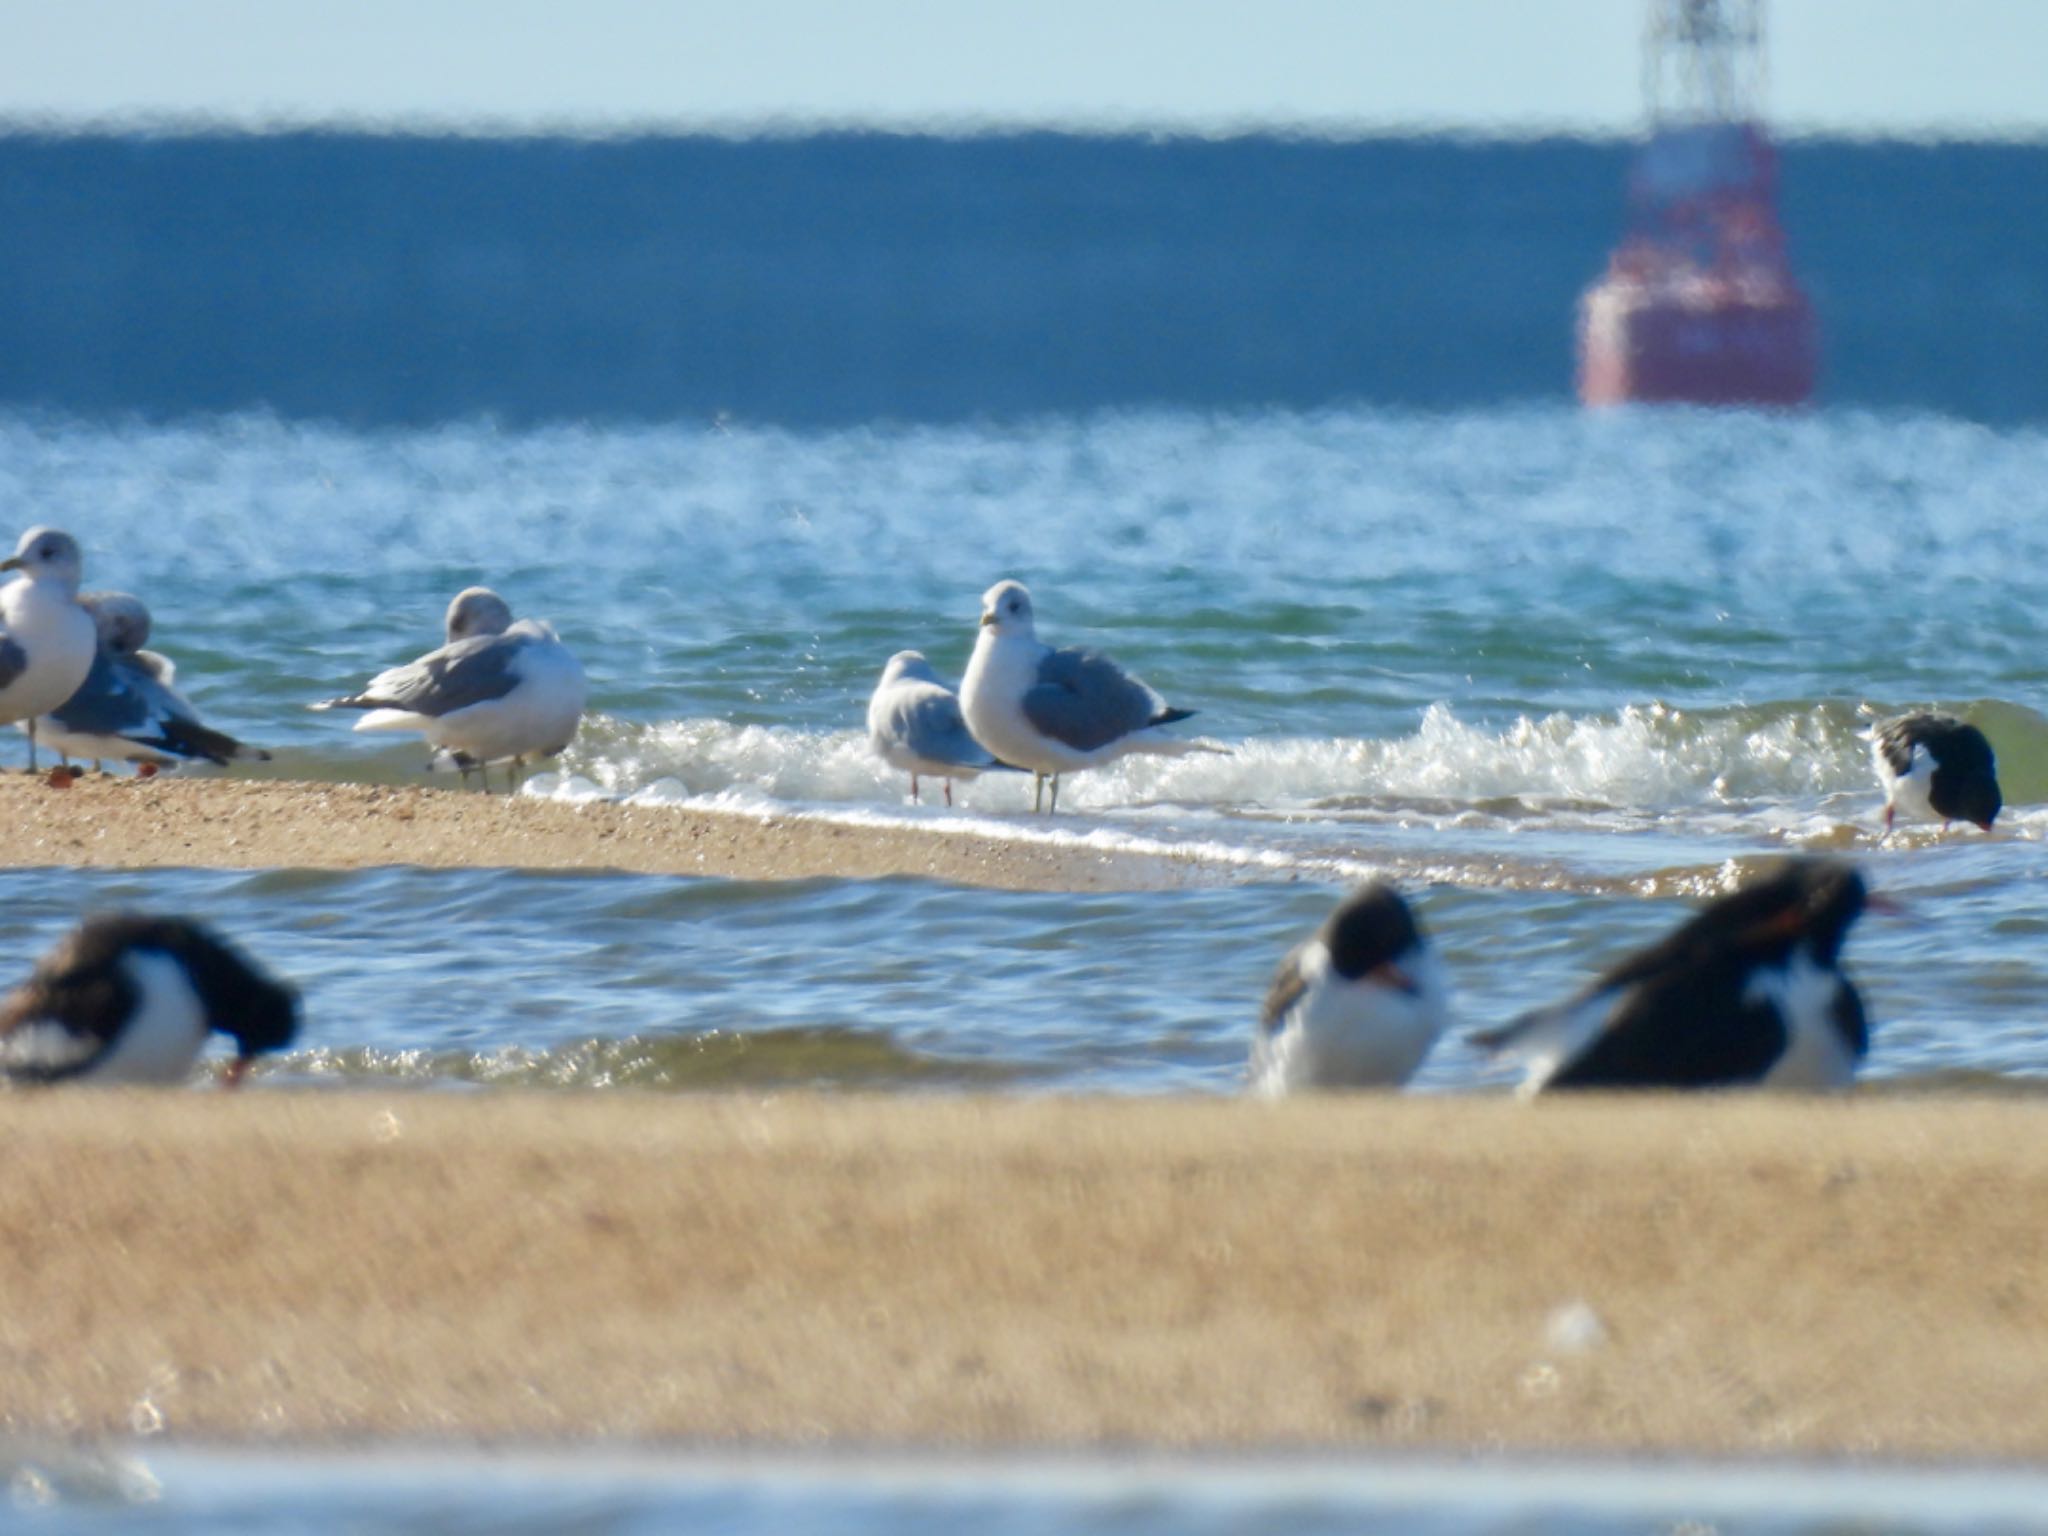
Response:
[890, 686, 1001, 770]
[1020, 646, 1191, 753]
[0, 634, 27, 692]
[49, 649, 151, 736]
[322, 632, 527, 719]
[51, 651, 260, 765]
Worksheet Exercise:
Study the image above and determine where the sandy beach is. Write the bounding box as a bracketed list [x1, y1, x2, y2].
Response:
[2, 1089, 2046, 1459]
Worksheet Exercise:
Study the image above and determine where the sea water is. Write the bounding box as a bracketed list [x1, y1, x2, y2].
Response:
[0, 403, 2043, 1092]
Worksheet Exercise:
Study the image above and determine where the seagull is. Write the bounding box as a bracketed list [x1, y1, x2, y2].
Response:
[1248, 882, 1450, 1095]
[311, 587, 587, 791]
[958, 579, 1213, 813]
[1870, 712, 2000, 834]
[1471, 858, 1876, 1094]
[0, 526, 97, 770]
[31, 592, 271, 772]
[442, 585, 514, 643]
[0, 914, 299, 1086]
[867, 650, 1021, 806]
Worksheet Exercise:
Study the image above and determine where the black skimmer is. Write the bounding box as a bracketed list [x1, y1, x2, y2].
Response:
[1249, 883, 1449, 1094]
[1870, 712, 2000, 833]
[1472, 859, 1875, 1093]
[0, 915, 300, 1086]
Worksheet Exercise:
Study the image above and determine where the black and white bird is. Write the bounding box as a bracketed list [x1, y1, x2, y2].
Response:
[1248, 883, 1450, 1095]
[0, 526, 97, 770]
[866, 650, 1021, 806]
[0, 914, 299, 1086]
[1471, 858, 1876, 1094]
[31, 592, 271, 771]
[1870, 712, 2001, 834]
[311, 586, 586, 790]
[958, 579, 1214, 814]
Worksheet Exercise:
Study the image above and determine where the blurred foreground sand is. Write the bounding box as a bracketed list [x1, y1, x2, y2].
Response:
[2, 1091, 2044, 1458]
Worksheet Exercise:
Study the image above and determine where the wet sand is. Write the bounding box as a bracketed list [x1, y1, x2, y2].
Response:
[4, 1090, 2047, 1459]
[0, 773, 1198, 892]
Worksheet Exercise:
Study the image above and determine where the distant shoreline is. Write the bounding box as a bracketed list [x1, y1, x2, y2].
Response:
[4, 1091, 2046, 1458]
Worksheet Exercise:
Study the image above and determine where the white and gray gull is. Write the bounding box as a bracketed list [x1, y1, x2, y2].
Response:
[1249, 882, 1450, 1096]
[32, 591, 271, 771]
[958, 579, 1213, 813]
[0, 913, 299, 1087]
[310, 586, 587, 790]
[867, 650, 1021, 806]
[0, 526, 97, 770]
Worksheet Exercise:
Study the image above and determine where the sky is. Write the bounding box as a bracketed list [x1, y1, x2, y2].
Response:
[2, 0, 2043, 139]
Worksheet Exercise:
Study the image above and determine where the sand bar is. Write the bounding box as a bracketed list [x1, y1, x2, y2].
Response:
[2, 1090, 2045, 1458]
[0, 774, 1193, 892]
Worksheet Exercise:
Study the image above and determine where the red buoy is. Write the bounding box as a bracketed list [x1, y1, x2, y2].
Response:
[1577, 1, 1817, 408]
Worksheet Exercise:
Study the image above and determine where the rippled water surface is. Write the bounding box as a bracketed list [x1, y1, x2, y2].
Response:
[2, 404, 2046, 1091]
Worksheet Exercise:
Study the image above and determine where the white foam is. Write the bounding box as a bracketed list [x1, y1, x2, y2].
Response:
[555, 701, 1875, 819]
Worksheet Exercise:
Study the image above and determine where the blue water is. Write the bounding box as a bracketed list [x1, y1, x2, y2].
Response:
[0, 134, 2045, 425]
[0, 404, 2045, 1091]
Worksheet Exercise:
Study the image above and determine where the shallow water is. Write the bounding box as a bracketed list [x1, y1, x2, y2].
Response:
[14, 1446, 2048, 1534]
[2, 403, 2045, 1092]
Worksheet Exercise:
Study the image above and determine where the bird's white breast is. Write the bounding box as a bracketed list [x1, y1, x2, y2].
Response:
[87, 950, 213, 1085]
[1748, 950, 1859, 1090]
[0, 580, 96, 718]
[1873, 738, 1938, 822]
[960, 631, 1073, 772]
[1250, 942, 1448, 1095]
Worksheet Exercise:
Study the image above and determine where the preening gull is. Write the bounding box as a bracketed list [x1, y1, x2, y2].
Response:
[0, 526, 97, 770]
[311, 586, 587, 790]
[1869, 711, 2000, 834]
[958, 578, 1213, 813]
[32, 591, 271, 771]
[1470, 858, 1875, 1095]
[866, 650, 1020, 806]
[1248, 883, 1450, 1096]
[0, 914, 298, 1087]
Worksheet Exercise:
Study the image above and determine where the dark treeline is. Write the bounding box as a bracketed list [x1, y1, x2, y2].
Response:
[0, 131, 2042, 425]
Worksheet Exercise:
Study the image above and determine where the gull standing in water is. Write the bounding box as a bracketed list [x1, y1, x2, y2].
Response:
[958, 579, 1212, 814]
[866, 650, 1020, 806]
[311, 586, 586, 791]
[0, 526, 97, 770]
[33, 592, 271, 771]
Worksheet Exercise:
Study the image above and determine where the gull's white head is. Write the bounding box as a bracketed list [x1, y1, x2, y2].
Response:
[80, 591, 152, 654]
[2, 526, 84, 595]
[879, 650, 941, 688]
[978, 579, 1035, 637]
[446, 587, 515, 643]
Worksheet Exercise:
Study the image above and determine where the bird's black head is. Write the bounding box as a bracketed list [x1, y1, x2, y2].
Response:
[1321, 882, 1425, 981]
[218, 964, 301, 1059]
[1729, 858, 1870, 967]
[1950, 774, 2002, 833]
